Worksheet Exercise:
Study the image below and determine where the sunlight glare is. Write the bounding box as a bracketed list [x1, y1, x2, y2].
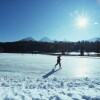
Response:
[75, 66, 88, 77]
[77, 17, 88, 27]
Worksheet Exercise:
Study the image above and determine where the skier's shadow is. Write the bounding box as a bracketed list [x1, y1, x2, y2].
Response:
[42, 68, 60, 79]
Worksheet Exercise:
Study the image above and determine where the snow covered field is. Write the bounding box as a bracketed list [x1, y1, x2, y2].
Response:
[0, 53, 100, 100]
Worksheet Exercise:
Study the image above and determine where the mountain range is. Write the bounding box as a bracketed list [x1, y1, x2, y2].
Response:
[18, 37, 100, 42]
[19, 37, 53, 42]
[88, 37, 100, 42]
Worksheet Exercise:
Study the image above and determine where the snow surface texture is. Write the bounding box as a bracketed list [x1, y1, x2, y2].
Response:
[0, 76, 100, 100]
[0, 53, 100, 100]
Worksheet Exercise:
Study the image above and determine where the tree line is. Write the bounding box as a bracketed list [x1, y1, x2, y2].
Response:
[0, 41, 100, 55]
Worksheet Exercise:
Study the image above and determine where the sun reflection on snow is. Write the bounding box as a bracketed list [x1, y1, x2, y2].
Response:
[76, 67, 88, 77]
[74, 58, 89, 77]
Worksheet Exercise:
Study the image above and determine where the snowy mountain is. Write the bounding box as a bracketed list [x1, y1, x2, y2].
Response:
[19, 37, 36, 42]
[88, 37, 100, 42]
[17, 37, 100, 42]
[39, 37, 53, 42]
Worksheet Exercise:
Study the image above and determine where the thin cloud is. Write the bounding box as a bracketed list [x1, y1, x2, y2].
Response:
[69, 12, 73, 16]
[69, 10, 79, 16]
[74, 10, 78, 14]
[94, 22, 98, 25]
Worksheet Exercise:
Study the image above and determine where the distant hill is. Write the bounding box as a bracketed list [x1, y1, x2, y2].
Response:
[19, 37, 36, 42]
[88, 37, 100, 42]
[39, 37, 53, 42]
[17, 36, 100, 42]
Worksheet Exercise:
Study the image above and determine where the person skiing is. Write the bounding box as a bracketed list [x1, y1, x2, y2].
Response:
[54, 54, 62, 69]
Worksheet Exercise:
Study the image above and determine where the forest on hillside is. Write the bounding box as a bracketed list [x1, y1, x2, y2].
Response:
[0, 41, 100, 55]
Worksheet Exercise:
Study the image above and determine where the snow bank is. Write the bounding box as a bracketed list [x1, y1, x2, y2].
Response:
[0, 75, 100, 100]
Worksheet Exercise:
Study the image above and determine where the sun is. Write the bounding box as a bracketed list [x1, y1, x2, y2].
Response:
[78, 18, 87, 27]
[77, 17, 88, 27]
[76, 15, 89, 28]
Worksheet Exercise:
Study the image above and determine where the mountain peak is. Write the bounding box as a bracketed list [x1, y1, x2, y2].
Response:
[88, 37, 100, 42]
[19, 37, 36, 42]
[40, 37, 53, 42]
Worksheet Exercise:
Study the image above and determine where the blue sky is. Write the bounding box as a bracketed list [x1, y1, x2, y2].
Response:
[0, 0, 100, 42]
